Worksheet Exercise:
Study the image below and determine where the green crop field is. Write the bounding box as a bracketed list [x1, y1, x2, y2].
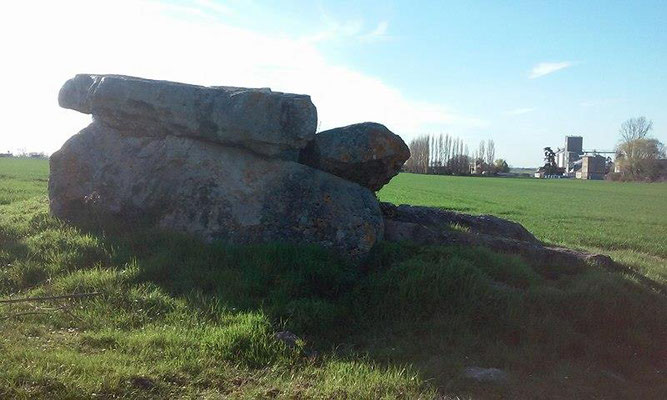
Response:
[1, 158, 666, 399]
[380, 173, 667, 284]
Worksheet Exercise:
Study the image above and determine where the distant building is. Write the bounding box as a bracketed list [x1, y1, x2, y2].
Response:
[28, 152, 48, 159]
[577, 155, 606, 180]
[541, 135, 614, 180]
[470, 159, 484, 175]
[555, 136, 583, 175]
[0, 152, 12, 158]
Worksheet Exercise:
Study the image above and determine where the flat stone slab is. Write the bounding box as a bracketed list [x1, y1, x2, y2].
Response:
[381, 202, 620, 273]
[380, 202, 538, 243]
[59, 74, 317, 160]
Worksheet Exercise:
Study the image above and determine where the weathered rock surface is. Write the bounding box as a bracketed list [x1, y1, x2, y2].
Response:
[380, 202, 620, 271]
[299, 122, 410, 191]
[463, 367, 509, 384]
[54, 73, 624, 269]
[58, 74, 317, 160]
[49, 122, 383, 260]
[380, 202, 538, 243]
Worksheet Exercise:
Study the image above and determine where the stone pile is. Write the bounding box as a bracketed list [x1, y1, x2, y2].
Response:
[51, 74, 617, 270]
[51, 74, 410, 260]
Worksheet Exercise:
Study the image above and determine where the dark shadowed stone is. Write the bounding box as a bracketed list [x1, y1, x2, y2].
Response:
[299, 122, 410, 191]
[274, 331, 300, 348]
[49, 122, 383, 261]
[380, 202, 538, 243]
[463, 367, 509, 383]
[380, 202, 627, 273]
[58, 74, 317, 160]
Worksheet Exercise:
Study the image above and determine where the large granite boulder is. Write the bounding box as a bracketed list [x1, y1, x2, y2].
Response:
[58, 74, 317, 160]
[49, 122, 383, 260]
[299, 122, 410, 191]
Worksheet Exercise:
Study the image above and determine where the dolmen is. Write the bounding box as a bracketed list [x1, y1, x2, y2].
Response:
[50, 74, 410, 261]
[51, 74, 621, 270]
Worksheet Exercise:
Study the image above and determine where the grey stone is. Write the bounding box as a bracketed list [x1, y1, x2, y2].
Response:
[463, 367, 509, 383]
[381, 202, 621, 273]
[58, 74, 317, 160]
[49, 122, 383, 261]
[299, 122, 410, 191]
[380, 202, 539, 243]
[274, 331, 300, 348]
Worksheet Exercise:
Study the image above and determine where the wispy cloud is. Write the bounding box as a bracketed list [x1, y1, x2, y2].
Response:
[306, 13, 389, 44]
[579, 98, 624, 107]
[303, 18, 363, 43]
[360, 21, 389, 43]
[504, 107, 535, 116]
[528, 61, 574, 79]
[2, 0, 483, 153]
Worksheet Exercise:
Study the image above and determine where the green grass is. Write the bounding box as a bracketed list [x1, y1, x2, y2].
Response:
[0, 158, 49, 205]
[1, 159, 666, 399]
[379, 173, 667, 283]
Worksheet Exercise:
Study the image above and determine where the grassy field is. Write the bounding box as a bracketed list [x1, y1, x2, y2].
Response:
[1, 158, 666, 399]
[380, 173, 667, 284]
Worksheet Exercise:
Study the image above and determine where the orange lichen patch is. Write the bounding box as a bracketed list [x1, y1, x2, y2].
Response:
[360, 223, 378, 250]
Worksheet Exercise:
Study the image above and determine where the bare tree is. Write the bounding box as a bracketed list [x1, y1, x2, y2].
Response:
[616, 137, 665, 181]
[614, 117, 666, 180]
[405, 133, 495, 176]
[477, 140, 486, 164]
[444, 135, 451, 164]
[486, 140, 495, 166]
[405, 135, 430, 174]
[620, 117, 653, 142]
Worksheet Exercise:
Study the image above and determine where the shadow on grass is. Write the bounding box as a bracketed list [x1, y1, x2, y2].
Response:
[2, 204, 667, 398]
[84, 216, 667, 395]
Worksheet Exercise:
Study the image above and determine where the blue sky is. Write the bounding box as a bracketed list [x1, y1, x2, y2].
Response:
[2, 0, 665, 166]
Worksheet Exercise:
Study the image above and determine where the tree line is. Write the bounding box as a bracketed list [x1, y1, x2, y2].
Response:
[404, 133, 508, 175]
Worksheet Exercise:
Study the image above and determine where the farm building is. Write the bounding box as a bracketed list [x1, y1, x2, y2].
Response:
[540, 135, 613, 180]
[555, 136, 583, 175]
[576, 155, 607, 180]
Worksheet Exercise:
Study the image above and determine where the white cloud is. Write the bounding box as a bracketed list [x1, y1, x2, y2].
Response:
[528, 61, 574, 79]
[504, 107, 535, 116]
[360, 21, 389, 43]
[192, 0, 233, 16]
[305, 17, 389, 44]
[0, 0, 483, 154]
[304, 12, 364, 44]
